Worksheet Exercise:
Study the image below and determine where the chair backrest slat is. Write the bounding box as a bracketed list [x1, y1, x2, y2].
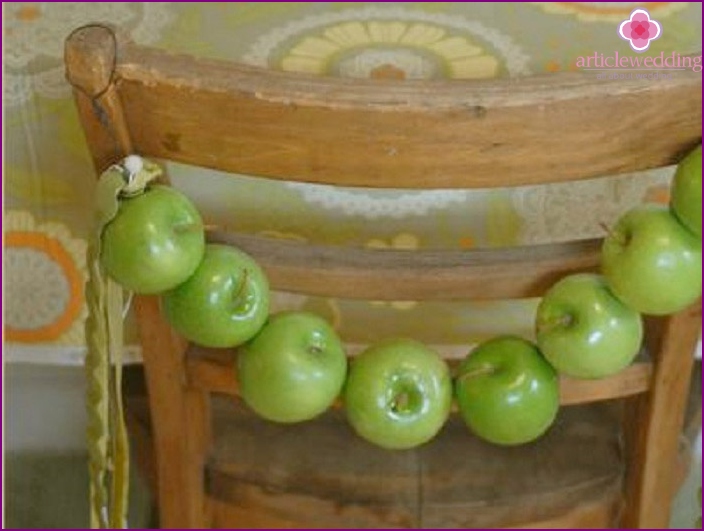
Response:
[210, 231, 600, 301]
[115, 43, 702, 188]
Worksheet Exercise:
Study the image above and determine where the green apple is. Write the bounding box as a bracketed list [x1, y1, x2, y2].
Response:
[536, 274, 643, 379]
[101, 185, 205, 294]
[602, 204, 701, 315]
[344, 339, 452, 450]
[455, 336, 559, 446]
[237, 311, 347, 423]
[163, 244, 269, 348]
[671, 144, 702, 237]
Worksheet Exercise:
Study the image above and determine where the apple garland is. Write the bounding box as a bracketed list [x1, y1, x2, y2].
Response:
[87, 147, 701, 526]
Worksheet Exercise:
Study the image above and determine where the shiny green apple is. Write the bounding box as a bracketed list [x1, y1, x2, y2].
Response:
[237, 311, 347, 423]
[602, 204, 701, 315]
[455, 336, 559, 446]
[101, 185, 205, 294]
[671, 144, 702, 237]
[536, 274, 643, 379]
[163, 244, 269, 348]
[344, 339, 452, 450]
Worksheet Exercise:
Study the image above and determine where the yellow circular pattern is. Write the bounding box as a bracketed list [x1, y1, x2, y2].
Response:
[281, 20, 500, 79]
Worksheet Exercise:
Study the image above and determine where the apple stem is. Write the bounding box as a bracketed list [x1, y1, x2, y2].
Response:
[457, 365, 496, 383]
[173, 223, 219, 234]
[599, 222, 613, 237]
[391, 392, 410, 413]
[542, 313, 575, 331]
[537, 313, 575, 337]
[308, 345, 324, 355]
[600, 221, 632, 245]
[232, 269, 250, 304]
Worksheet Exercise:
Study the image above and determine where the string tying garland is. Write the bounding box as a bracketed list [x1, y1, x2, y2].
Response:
[84, 157, 162, 528]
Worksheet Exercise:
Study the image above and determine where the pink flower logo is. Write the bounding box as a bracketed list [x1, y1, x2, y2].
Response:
[618, 9, 661, 52]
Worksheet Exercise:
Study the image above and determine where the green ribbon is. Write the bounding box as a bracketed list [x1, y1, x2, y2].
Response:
[85, 156, 162, 528]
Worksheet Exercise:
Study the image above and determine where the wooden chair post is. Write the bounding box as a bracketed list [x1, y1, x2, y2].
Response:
[621, 304, 701, 528]
[132, 297, 211, 528]
[65, 25, 212, 529]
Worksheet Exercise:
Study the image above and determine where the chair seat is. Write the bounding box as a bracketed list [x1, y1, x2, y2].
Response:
[204, 399, 624, 528]
[125, 360, 701, 529]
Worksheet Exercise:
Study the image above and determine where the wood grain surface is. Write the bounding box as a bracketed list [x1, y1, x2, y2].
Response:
[115, 44, 701, 188]
[210, 231, 602, 301]
[206, 398, 623, 528]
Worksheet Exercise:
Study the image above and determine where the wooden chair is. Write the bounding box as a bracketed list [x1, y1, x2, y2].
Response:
[65, 25, 702, 529]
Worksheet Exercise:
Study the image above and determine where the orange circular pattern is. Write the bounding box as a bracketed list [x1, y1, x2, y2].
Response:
[5, 231, 84, 342]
